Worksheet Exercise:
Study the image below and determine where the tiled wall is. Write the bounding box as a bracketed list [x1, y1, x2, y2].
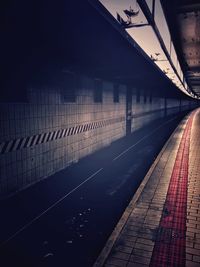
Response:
[166, 98, 180, 115]
[0, 74, 196, 197]
[181, 99, 192, 111]
[131, 93, 165, 132]
[130, 92, 195, 132]
[0, 76, 126, 197]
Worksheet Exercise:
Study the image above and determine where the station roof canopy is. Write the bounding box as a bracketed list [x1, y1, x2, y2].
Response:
[1, 0, 198, 99]
[162, 0, 200, 97]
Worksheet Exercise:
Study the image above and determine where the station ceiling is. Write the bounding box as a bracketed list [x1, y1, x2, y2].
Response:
[162, 0, 200, 96]
[0, 0, 197, 100]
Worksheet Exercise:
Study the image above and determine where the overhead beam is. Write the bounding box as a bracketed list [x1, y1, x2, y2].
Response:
[137, 0, 198, 97]
[177, 3, 200, 13]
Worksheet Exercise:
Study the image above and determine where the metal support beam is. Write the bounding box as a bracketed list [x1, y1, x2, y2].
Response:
[137, 0, 193, 96]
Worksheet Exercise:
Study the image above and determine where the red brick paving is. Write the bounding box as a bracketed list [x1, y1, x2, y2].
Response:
[94, 109, 200, 267]
[150, 111, 195, 267]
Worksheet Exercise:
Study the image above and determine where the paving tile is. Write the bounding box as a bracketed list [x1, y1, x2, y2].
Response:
[186, 247, 200, 256]
[106, 257, 128, 267]
[95, 111, 200, 267]
[136, 238, 154, 246]
[129, 254, 151, 265]
[111, 251, 130, 261]
[123, 229, 140, 238]
[117, 239, 136, 248]
[131, 248, 152, 258]
[194, 243, 200, 250]
[127, 262, 147, 267]
[186, 260, 200, 267]
[114, 245, 133, 254]
[186, 240, 195, 248]
[186, 253, 193, 260]
[193, 255, 200, 263]
[120, 234, 137, 243]
[186, 110, 200, 267]
[134, 242, 154, 252]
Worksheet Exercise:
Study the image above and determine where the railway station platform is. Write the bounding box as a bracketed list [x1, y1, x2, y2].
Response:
[94, 108, 200, 267]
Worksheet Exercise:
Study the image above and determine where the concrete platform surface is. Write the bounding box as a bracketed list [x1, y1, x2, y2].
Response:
[94, 108, 200, 267]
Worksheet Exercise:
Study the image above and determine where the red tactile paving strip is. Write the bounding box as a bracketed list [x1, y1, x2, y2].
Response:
[150, 111, 195, 267]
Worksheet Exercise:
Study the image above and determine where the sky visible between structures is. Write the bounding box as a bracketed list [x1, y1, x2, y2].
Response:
[100, 0, 187, 93]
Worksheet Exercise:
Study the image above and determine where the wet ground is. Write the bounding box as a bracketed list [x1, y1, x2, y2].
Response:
[0, 112, 190, 267]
